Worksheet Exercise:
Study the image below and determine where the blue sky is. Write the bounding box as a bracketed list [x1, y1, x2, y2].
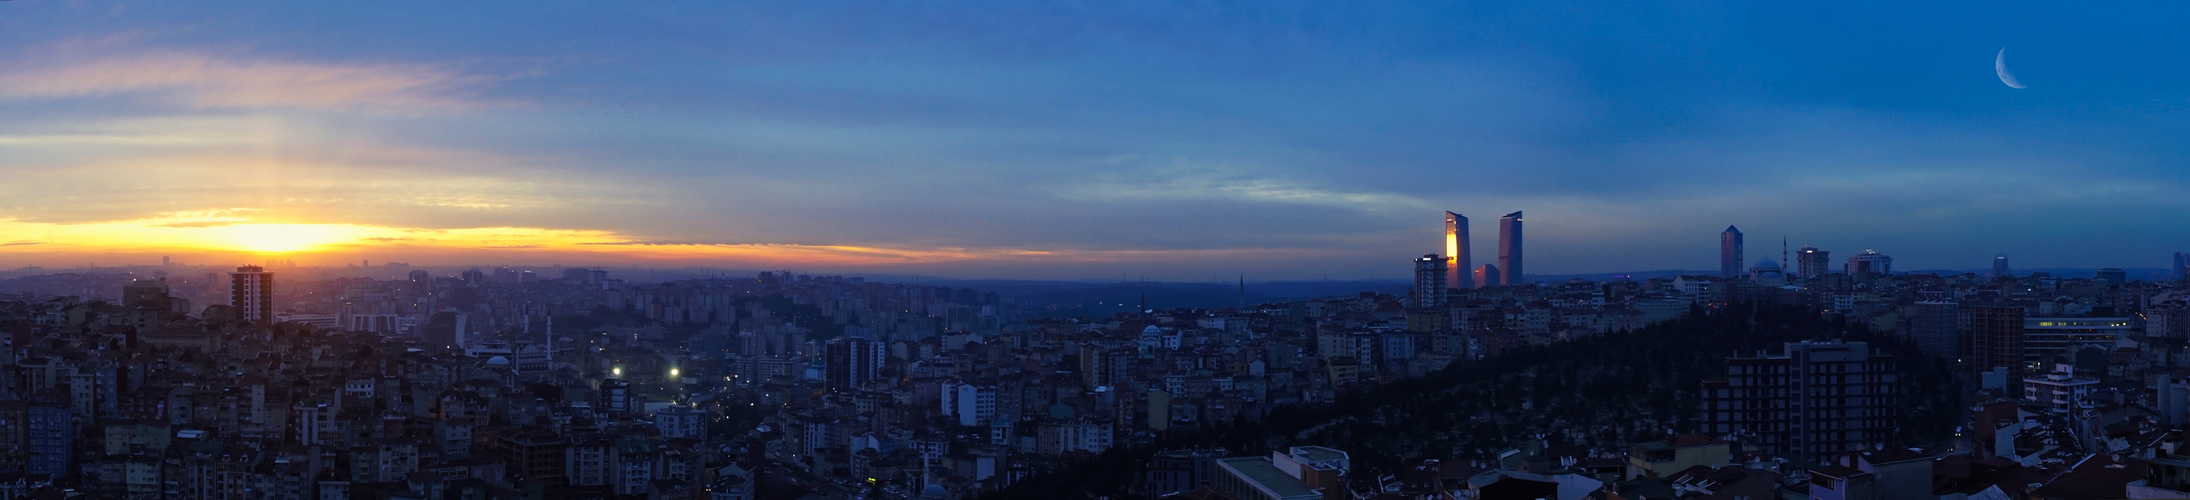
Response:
[2, 1, 2187, 279]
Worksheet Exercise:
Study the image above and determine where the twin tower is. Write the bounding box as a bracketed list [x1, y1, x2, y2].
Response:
[1444, 211, 1524, 289]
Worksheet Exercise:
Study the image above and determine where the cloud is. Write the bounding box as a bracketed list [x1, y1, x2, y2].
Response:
[0, 50, 498, 111]
[0, 241, 42, 247]
[151, 221, 243, 228]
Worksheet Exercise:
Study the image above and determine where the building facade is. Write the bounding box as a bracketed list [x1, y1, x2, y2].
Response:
[1699, 341, 1897, 463]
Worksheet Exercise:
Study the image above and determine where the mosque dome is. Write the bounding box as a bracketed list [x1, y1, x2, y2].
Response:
[1143, 325, 1162, 334]
[486, 356, 511, 366]
[1753, 258, 1781, 270]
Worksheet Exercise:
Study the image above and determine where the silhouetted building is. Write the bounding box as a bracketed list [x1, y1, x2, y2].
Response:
[1992, 254, 2012, 278]
[1845, 250, 1891, 275]
[1412, 254, 1446, 309]
[1445, 212, 1472, 290]
[2097, 268, 2126, 286]
[2176, 252, 2189, 282]
[1474, 264, 1498, 290]
[1700, 341, 1896, 463]
[1721, 226, 1744, 279]
[422, 311, 467, 350]
[1963, 304, 2025, 373]
[229, 265, 274, 324]
[2023, 317, 2126, 365]
[1910, 301, 1959, 360]
[1497, 211, 1523, 286]
[825, 337, 885, 392]
[1795, 246, 1830, 279]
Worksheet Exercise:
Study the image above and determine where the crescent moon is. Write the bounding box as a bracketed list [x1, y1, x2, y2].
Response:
[1996, 47, 2027, 89]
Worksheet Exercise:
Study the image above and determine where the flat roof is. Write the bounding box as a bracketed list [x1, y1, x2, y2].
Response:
[1220, 457, 1317, 499]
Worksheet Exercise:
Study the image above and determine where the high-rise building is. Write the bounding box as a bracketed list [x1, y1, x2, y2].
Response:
[1963, 304, 2026, 372]
[422, 311, 468, 349]
[1845, 250, 1892, 275]
[2175, 252, 2189, 282]
[1992, 254, 2012, 278]
[1720, 226, 1744, 279]
[1497, 211, 1523, 286]
[1411, 254, 1447, 309]
[1474, 264, 1498, 290]
[229, 266, 274, 324]
[1699, 341, 1897, 463]
[1910, 301, 1960, 360]
[2023, 317, 2126, 365]
[1445, 212, 1472, 290]
[1794, 246, 1830, 279]
[825, 337, 885, 392]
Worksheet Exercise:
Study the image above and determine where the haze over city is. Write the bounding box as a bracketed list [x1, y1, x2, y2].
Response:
[8, 2, 2190, 279]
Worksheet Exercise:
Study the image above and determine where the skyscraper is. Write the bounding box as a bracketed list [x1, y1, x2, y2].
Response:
[230, 265, 274, 324]
[1795, 246, 1829, 278]
[1412, 254, 1447, 309]
[1992, 254, 2012, 278]
[1444, 212, 1472, 289]
[2176, 252, 2189, 282]
[1497, 211, 1523, 286]
[1720, 226, 1744, 279]
[1475, 264, 1498, 290]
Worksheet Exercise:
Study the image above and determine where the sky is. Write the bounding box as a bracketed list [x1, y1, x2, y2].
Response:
[3, 1, 2189, 280]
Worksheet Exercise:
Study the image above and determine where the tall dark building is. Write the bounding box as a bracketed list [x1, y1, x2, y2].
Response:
[1445, 212, 1472, 289]
[1474, 264, 1498, 290]
[1964, 304, 2026, 372]
[2175, 252, 2189, 282]
[1910, 301, 1960, 360]
[2097, 268, 2126, 286]
[229, 265, 274, 324]
[1497, 211, 1523, 286]
[1795, 246, 1829, 279]
[1411, 254, 1447, 309]
[1720, 226, 1744, 279]
[825, 337, 885, 392]
[422, 311, 467, 349]
[1699, 341, 1897, 463]
[1992, 254, 2012, 278]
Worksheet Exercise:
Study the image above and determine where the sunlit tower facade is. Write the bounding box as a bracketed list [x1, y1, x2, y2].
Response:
[1412, 254, 1447, 309]
[1445, 212, 1472, 290]
[1720, 226, 1744, 279]
[230, 265, 274, 324]
[1497, 211, 1523, 286]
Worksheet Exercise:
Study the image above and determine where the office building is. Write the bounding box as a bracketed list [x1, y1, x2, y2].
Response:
[1845, 250, 1892, 275]
[2023, 317, 2126, 364]
[1795, 246, 1830, 279]
[230, 265, 274, 324]
[1721, 226, 1744, 279]
[1992, 254, 2012, 278]
[1963, 304, 2026, 373]
[824, 337, 885, 392]
[1497, 211, 1523, 286]
[1212, 446, 1351, 500]
[1445, 212, 1472, 289]
[2176, 252, 2189, 282]
[1909, 301, 1959, 360]
[1411, 254, 1446, 309]
[1699, 341, 1896, 463]
[1474, 264, 1498, 290]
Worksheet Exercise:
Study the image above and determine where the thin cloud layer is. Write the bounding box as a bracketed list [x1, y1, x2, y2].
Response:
[0, 50, 493, 111]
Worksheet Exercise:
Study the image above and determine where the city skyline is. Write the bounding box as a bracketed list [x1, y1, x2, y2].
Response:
[6, 2, 2190, 278]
